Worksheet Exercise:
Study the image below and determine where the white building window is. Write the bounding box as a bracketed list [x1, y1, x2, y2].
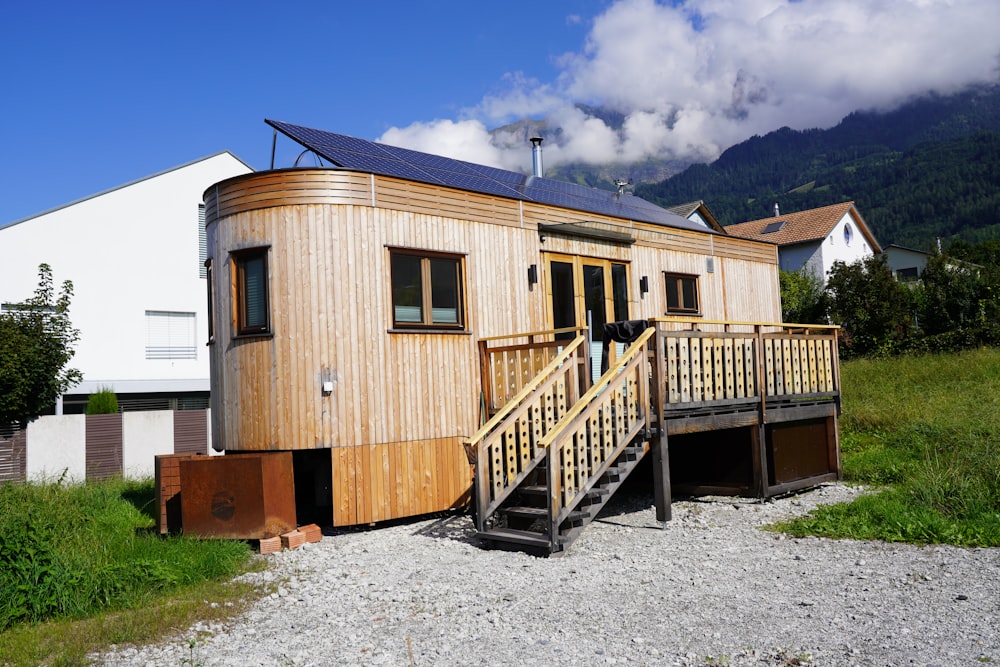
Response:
[145, 310, 197, 360]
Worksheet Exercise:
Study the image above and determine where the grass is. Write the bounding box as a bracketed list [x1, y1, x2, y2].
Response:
[0, 476, 264, 666]
[774, 347, 1000, 546]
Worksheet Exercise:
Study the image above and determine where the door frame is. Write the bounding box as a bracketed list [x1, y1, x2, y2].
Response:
[542, 252, 631, 330]
[542, 252, 632, 373]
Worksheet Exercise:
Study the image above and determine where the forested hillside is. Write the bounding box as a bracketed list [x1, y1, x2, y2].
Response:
[634, 85, 1000, 249]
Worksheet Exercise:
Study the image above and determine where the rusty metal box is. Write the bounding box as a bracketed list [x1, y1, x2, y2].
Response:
[179, 452, 296, 539]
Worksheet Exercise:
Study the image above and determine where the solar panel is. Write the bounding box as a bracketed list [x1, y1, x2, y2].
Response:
[265, 119, 712, 233]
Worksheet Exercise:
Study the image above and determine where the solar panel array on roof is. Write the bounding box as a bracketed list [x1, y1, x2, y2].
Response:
[762, 220, 786, 234]
[266, 119, 712, 233]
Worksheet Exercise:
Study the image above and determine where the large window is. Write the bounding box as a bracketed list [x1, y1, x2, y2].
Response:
[664, 273, 700, 314]
[233, 247, 270, 336]
[145, 311, 197, 359]
[390, 249, 465, 329]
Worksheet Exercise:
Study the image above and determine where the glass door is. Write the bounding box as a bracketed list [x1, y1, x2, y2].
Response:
[544, 253, 630, 381]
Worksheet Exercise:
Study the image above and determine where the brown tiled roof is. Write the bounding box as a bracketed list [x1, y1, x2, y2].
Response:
[725, 201, 859, 246]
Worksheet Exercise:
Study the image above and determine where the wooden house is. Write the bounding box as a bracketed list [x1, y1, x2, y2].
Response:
[201, 120, 842, 553]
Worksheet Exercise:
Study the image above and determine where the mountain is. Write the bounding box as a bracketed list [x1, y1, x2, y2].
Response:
[633, 85, 1000, 249]
[488, 106, 691, 189]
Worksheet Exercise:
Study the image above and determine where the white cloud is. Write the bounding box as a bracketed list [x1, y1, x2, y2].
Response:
[379, 0, 1000, 172]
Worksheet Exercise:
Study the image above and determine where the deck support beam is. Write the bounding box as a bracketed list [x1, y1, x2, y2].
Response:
[652, 429, 672, 523]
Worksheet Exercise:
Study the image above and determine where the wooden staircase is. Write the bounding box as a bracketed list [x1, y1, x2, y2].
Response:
[468, 328, 657, 555]
[479, 437, 650, 554]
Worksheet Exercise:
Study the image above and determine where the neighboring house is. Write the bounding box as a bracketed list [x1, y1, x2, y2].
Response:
[197, 120, 844, 551]
[724, 201, 881, 281]
[0, 153, 253, 414]
[666, 200, 726, 233]
[883, 243, 932, 281]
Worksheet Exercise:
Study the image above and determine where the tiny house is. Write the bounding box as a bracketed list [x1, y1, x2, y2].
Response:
[201, 120, 841, 551]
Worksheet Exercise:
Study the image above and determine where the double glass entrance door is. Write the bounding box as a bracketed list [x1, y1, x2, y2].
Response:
[545, 253, 630, 381]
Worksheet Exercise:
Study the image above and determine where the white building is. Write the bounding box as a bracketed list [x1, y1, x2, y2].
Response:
[883, 243, 932, 281]
[0, 152, 253, 413]
[724, 201, 881, 281]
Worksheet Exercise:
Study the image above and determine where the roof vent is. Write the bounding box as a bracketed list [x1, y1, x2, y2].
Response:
[530, 137, 544, 178]
[773, 202, 780, 217]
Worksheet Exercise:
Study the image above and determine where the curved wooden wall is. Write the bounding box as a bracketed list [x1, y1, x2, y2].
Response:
[204, 168, 781, 525]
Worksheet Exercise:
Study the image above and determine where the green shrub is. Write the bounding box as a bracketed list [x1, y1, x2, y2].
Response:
[86, 387, 118, 415]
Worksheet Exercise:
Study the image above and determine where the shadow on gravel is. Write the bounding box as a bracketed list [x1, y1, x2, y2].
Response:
[411, 511, 479, 545]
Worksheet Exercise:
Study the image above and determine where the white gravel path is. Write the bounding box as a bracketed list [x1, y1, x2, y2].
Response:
[94, 483, 999, 666]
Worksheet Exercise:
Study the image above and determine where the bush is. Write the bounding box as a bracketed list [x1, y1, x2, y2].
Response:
[0, 479, 251, 631]
[86, 387, 118, 415]
[904, 323, 1000, 354]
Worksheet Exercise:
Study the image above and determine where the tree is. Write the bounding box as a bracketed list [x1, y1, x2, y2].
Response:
[0, 264, 82, 427]
[825, 255, 913, 357]
[912, 253, 983, 335]
[779, 268, 829, 323]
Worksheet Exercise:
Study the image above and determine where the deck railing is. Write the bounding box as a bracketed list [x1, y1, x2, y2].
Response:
[538, 327, 655, 535]
[468, 333, 588, 532]
[477, 326, 590, 415]
[652, 318, 840, 413]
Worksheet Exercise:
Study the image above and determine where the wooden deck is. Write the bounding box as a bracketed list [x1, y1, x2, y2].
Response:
[469, 319, 841, 554]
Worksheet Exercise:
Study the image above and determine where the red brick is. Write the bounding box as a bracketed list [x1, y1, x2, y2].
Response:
[259, 536, 282, 554]
[281, 530, 305, 550]
[298, 524, 322, 543]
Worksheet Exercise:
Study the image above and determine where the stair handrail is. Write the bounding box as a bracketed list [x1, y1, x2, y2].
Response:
[537, 327, 656, 538]
[467, 334, 586, 447]
[467, 334, 587, 531]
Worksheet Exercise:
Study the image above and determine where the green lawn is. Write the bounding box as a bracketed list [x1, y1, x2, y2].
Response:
[775, 348, 1000, 546]
[0, 477, 262, 666]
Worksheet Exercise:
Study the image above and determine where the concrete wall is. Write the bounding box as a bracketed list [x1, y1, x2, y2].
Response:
[7, 409, 219, 483]
[122, 411, 176, 478]
[25, 415, 87, 481]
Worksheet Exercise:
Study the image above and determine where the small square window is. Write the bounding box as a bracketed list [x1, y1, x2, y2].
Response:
[233, 247, 270, 336]
[390, 249, 465, 329]
[664, 273, 700, 314]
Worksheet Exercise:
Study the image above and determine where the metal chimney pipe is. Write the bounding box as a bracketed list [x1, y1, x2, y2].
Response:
[530, 137, 544, 178]
[774, 203, 780, 217]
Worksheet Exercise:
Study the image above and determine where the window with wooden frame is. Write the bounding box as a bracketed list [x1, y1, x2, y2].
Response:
[233, 247, 270, 336]
[205, 259, 214, 343]
[389, 248, 465, 330]
[664, 272, 700, 314]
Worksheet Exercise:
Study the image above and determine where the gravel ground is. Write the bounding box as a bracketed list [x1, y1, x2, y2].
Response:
[94, 483, 999, 667]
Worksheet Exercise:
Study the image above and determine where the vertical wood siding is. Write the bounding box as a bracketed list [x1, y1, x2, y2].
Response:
[205, 170, 781, 525]
[85, 413, 123, 480]
[0, 428, 26, 483]
[173, 409, 209, 455]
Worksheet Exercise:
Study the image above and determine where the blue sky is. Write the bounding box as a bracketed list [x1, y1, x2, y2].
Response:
[2, 0, 998, 225]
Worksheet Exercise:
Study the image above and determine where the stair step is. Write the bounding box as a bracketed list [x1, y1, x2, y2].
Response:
[477, 527, 552, 549]
[503, 506, 585, 523]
